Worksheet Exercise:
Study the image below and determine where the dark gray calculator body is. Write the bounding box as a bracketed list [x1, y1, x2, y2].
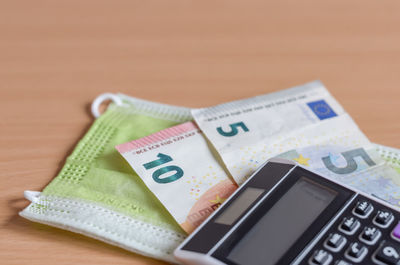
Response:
[174, 158, 400, 265]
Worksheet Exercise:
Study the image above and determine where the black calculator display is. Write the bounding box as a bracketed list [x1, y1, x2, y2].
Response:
[174, 158, 400, 265]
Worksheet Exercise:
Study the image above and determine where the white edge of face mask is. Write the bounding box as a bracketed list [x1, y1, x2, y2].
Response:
[19, 194, 186, 264]
[115, 93, 193, 123]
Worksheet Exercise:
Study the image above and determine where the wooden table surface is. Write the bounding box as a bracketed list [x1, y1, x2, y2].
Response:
[1, 0, 399, 264]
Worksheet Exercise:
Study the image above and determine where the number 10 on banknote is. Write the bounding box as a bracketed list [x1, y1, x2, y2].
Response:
[116, 122, 237, 233]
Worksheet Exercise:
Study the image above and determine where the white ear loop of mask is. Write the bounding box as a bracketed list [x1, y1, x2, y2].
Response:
[91, 93, 125, 118]
[24, 190, 41, 203]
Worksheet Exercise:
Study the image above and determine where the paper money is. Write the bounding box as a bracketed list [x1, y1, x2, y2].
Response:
[375, 144, 400, 174]
[276, 140, 400, 206]
[192, 81, 400, 206]
[116, 121, 400, 235]
[116, 122, 237, 234]
[116, 80, 400, 234]
[192, 81, 358, 184]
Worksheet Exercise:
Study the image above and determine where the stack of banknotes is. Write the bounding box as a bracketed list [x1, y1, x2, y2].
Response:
[116, 81, 400, 234]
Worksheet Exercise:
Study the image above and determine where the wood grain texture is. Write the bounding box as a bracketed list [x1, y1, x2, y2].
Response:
[1, 0, 399, 264]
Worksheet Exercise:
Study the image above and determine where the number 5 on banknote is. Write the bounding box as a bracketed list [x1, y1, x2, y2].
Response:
[322, 148, 376, 174]
[142, 153, 184, 184]
[216, 121, 249, 137]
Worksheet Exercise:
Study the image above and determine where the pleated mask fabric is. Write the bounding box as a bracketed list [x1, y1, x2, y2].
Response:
[20, 93, 192, 263]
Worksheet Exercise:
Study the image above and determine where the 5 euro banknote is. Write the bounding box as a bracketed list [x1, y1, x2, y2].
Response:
[192, 81, 361, 184]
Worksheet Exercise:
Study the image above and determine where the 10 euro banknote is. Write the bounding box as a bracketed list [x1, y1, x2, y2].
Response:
[116, 122, 237, 234]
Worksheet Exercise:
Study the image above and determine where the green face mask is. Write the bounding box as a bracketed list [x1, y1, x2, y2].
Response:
[20, 93, 191, 263]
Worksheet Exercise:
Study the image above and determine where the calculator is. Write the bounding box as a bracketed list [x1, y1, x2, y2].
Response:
[174, 158, 400, 265]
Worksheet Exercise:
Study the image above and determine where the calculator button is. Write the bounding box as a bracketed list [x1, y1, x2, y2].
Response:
[339, 217, 360, 235]
[359, 226, 381, 245]
[373, 241, 400, 265]
[374, 210, 394, 228]
[345, 242, 368, 263]
[309, 249, 333, 265]
[353, 201, 373, 218]
[391, 222, 400, 242]
[334, 260, 352, 265]
[324, 233, 347, 252]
